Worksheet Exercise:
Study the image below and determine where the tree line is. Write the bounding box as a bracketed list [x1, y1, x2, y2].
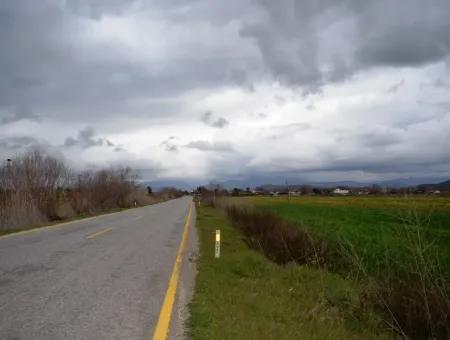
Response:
[0, 150, 183, 231]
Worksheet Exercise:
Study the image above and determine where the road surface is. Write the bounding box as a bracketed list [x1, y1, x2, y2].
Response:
[0, 196, 193, 340]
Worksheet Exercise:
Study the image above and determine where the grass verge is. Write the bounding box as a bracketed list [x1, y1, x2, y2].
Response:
[189, 205, 388, 339]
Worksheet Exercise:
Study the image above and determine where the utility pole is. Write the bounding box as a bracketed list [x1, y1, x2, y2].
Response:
[286, 179, 290, 202]
[6, 158, 12, 190]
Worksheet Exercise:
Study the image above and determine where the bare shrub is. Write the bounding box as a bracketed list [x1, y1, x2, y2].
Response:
[375, 210, 449, 339]
[377, 274, 449, 339]
[0, 150, 164, 230]
[55, 200, 76, 220]
[196, 185, 228, 208]
[69, 167, 137, 214]
[225, 206, 329, 266]
[0, 191, 47, 229]
[154, 187, 184, 201]
[126, 188, 159, 206]
[0, 150, 69, 228]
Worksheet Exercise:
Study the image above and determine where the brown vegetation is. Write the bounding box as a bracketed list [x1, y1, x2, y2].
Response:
[226, 205, 329, 266]
[0, 150, 180, 231]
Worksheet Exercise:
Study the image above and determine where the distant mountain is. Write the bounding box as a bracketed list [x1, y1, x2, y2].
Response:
[221, 177, 450, 190]
[256, 182, 369, 192]
[138, 179, 199, 191]
[308, 181, 370, 188]
[216, 176, 305, 190]
[136, 175, 450, 191]
[417, 180, 450, 191]
[377, 177, 450, 188]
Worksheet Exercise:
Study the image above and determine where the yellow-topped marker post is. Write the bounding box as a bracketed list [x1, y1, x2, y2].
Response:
[215, 229, 220, 258]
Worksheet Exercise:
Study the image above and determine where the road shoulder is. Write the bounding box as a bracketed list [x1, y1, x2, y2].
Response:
[168, 205, 198, 339]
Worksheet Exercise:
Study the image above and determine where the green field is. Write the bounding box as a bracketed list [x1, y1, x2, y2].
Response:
[229, 195, 450, 277]
[190, 195, 450, 338]
[189, 206, 388, 339]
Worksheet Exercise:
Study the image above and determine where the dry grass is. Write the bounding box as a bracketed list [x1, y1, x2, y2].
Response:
[0, 150, 182, 232]
[226, 205, 330, 266]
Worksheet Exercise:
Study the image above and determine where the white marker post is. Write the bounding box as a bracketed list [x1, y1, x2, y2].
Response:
[215, 229, 221, 258]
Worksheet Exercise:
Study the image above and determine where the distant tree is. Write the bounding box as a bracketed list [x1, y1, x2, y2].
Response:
[313, 188, 321, 195]
[196, 186, 208, 194]
[147, 186, 152, 195]
[232, 188, 241, 196]
[369, 184, 382, 194]
[207, 182, 224, 191]
[300, 185, 313, 195]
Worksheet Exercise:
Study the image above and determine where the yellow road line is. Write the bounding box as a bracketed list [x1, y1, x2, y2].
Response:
[86, 227, 113, 240]
[0, 211, 123, 241]
[152, 202, 193, 340]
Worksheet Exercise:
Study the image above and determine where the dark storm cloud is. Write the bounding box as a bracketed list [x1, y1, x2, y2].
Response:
[0, 136, 62, 160]
[1, 0, 450, 181]
[240, 0, 335, 89]
[0, 0, 251, 127]
[245, 141, 450, 178]
[0, 137, 41, 151]
[200, 112, 229, 128]
[2, 0, 449, 122]
[241, 0, 450, 88]
[160, 137, 178, 152]
[386, 79, 405, 94]
[66, 0, 140, 19]
[1, 107, 40, 125]
[64, 128, 115, 149]
[355, 0, 450, 68]
[211, 118, 229, 128]
[337, 130, 402, 149]
[200, 112, 212, 124]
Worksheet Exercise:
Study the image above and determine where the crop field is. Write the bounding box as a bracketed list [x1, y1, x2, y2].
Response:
[227, 195, 450, 277]
[214, 194, 450, 338]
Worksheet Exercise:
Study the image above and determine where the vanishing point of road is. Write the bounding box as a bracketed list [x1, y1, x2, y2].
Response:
[0, 196, 194, 340]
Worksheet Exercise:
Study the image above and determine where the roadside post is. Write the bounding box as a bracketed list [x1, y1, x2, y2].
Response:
[215, 229, 220, 258]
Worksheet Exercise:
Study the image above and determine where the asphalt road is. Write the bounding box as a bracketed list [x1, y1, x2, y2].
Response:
[0, 196, 193, 340]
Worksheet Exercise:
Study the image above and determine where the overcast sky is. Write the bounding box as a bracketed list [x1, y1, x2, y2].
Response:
[1, 0, 450, 184]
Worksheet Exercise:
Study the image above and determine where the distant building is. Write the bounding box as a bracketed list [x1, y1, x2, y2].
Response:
[332, 188, 350, 195]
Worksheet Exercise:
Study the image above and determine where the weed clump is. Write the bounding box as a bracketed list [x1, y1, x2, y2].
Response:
[226, 206, 329, 266]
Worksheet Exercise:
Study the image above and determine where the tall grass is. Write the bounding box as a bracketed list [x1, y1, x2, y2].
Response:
[372, 208, 448, 339]
[0, 150, 167, 231]
[226, 206, 330, 266]
[222, 201, 450, 339]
